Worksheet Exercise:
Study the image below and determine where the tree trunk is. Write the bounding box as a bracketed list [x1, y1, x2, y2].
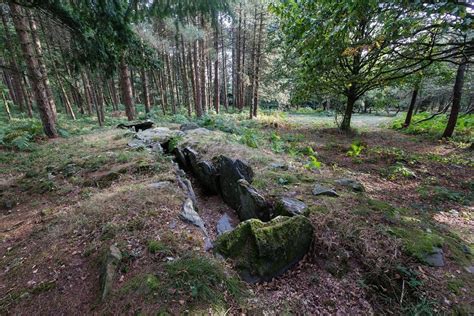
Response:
[141, 69, 151, 113]
[341, 86, 357, 131]
[193, 39, 203, 117]
[27, 11, 57, 121]
[253, 10, 264, 118]
[10, 4, 57, 137]
[1, 11, 26, 111]
[442, 62, 467, 138]
[220, 16, 228, 110]
[119, 57, 135, 121]
[180, 36, 192, 116]
[199, 16, 207, 114]
[403, 86, 419, 128]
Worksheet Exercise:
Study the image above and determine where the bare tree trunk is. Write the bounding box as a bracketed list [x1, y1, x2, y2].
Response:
[81, 72, 93, 115]
[1, 11, 26, 111]
[235, 6, 242, 110]
[240, 13, 247, 110]
[119, 57, 135, 121]
[220, 16, 228, 111]
[27, 10, 57, 121]
[403, 85, 419, 128]
[141, 69, 151, 113]
[180, 36, 192, 116]
[199, 16, 207, 114]
[253, 10, 264, 118]
[10, 4, 57, 137]
[443, 61, 467, 138]
[193, 40, 203, 117]
[152, 71, 166, 115]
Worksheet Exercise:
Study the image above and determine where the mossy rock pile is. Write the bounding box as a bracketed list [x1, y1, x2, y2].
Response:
[215, 215, 314, 282]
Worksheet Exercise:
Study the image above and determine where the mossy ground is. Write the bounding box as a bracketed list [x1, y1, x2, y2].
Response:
[1, 111, 472, 314]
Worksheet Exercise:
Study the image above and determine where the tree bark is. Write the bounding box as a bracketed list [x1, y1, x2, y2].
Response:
[253, 10, 264, 118]
[1, 11, 26, 111]
[442, 62, 467, 138]
[27, 11, 57, 122]
[141, 69, 151, 113]
[10, 4, 57, 137]
[119, 57, 135, 121]
[403, 86, 419, 128]
[341, 85, 357, 131]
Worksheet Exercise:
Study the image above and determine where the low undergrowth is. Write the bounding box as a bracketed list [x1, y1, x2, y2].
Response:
[391, 112, 473, 143]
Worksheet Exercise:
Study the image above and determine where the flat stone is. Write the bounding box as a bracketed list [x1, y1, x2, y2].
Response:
[237, 179, 269, 221]
[100, 245, 122, 301]
[183, 147, 200, 173]
[179, 198, 205, 230]
[424, 247, 445, 267]
[172, 147, 188, 169]
[217, 213, 234, 235]
[276, 197, 308, 216]
[335, 178, 365, 192]
[464, 266, 474, 273]
[149, 181, 172, 189]
[180, 122, 200, 131]
[135, 127, 183, 147]
[270, 162, 288, 170]
[128, 138, 146, 149]
[312, 184, 338, 197]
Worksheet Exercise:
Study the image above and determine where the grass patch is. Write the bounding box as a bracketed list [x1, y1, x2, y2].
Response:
[163, 255, 245, 306]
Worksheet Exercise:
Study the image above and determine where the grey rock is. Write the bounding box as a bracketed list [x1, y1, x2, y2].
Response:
[183, 147, 200, 173]
[172, 147, 188, 169]
[151, 142, 163, 154]
[215, 216, 314, 282]
[464, 266, 474, 274]
[216, 155, 254, 210]
[180, 122, 200, 131]
[335, 178, 365, 192]
[128, 138, 146, 149]
[276, 197, 308, 216]
[237, 179, 269, 221]
[100, 245, 122, 301]
[149, 181, 172, 189]
[217, 213, 234, 236]
[195, 161, 219, 194]
[270, 162, 288, 170]
[179, 198, 205, 230]
[176, 176, 198, 208]
[135, 127, 183, 147]
[424, 247, 445, 267]
[312, 184, 339, 197]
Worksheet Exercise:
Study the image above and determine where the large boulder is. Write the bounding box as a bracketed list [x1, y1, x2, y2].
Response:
[195, 161, 219, 194]
[135, 127, 183, 147]
[214, 215, 314, 282]
[216, 155, 254, 210]
[237, 179, 270, 221]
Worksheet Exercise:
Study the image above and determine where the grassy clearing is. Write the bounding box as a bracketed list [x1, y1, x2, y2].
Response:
[392, 112, 473, 144]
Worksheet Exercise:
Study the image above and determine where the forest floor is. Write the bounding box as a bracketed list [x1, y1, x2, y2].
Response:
[0, 112, 472, 315]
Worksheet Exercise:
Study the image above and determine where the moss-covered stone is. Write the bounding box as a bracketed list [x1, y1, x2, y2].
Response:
[214, 215, 314, 282]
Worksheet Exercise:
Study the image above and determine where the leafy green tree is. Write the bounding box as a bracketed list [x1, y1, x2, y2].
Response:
[271, 0, 471, 130]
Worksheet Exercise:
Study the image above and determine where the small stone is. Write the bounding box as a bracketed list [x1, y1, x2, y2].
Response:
[424, 247, 445, 267]
[461, 244, 472, 255]
[276, 197, 308, 217]
[149, 181, 172, 189]
[216, 213, 234, 235]
[128, 139, 146, 149]
[464, 266, 474, 274]
[312, 184, 338, 197]
[448, 209, 459, 217]
[335, 178, 365, 192]
[270, 162, 288, 170]
[179, 199, 205, 230]
[237, 179, 269, 221]
[100, 245, 122, 300]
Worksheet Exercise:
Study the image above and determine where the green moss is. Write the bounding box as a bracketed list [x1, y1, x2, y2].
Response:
[388, 227, 443, 262]
[215, 216, 314, 280]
